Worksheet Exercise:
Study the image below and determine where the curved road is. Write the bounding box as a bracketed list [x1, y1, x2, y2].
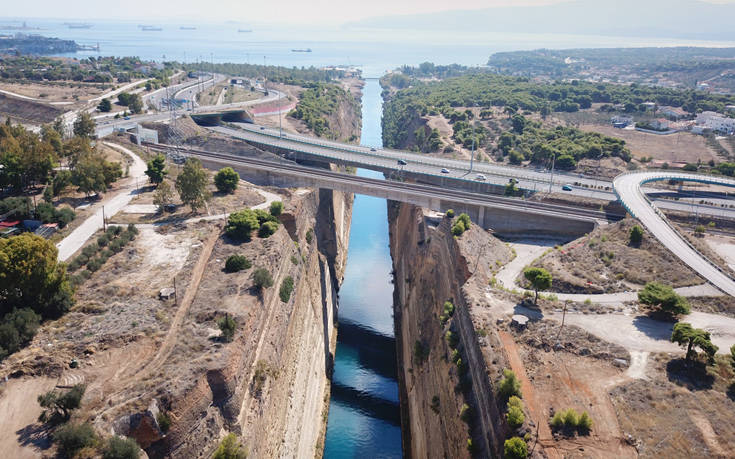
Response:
[614, 171, 735, 296]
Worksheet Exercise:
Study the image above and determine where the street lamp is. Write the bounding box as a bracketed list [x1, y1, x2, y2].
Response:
[548, 152, 556, 193]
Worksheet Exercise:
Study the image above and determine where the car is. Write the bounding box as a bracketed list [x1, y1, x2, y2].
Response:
[123, 116, 130, 120]
[562, 184, 573, 191]
[476, 174, 487, 181]
[260, 126, 265, 130]
[397, 159, 407, 166]
[370, 148, 376, 151]
[441, 168, 450, 174]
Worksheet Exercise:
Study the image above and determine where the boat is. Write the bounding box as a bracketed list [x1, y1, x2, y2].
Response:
[65, 22, 93, 29]
[291, 48, 312, 53]
[180, 26, 196, 30]
[140, 26, 163, 31]
[237, 29, 252, 33]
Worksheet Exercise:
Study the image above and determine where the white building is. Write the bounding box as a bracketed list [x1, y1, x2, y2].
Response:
[696, 111, 735, 135]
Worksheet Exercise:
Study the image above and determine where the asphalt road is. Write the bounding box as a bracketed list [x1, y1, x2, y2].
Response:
[614, 171, 735, 296]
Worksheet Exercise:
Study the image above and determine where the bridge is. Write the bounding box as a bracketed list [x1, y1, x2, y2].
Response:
[614, 171, 735, 296]
[148, 143, 613, 236]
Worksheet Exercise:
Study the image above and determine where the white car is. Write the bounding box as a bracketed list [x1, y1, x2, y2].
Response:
[441, 168, 450, 174]
[476, 174, 487, 181]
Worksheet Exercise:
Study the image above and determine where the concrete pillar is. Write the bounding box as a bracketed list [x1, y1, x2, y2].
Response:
[478, 206, 485, 227]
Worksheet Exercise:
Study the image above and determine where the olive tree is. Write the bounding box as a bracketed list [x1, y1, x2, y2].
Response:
[523, 267, 552, 305]
[671, 322, 718, 365]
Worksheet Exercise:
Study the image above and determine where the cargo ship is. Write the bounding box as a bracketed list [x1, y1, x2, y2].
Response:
[291, 48, 312, 53]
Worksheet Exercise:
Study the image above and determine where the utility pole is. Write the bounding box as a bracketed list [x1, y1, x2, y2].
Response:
[102, 206, 106, 232]
[469, 120, 475, 173]
[548, 152, 556, 193]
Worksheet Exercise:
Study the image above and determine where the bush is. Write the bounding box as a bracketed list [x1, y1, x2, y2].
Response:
[253, 268, 273, 290]
[269, 201, 283, 216]
[53, 422, 98, 457]
[97, 234, 110, 247]
[504, 437, 528, 459]
[279, 276, 294, 303]
[81, 243, 99, 258]
[562, 407, 578, 426]
[578, 411, 592, 433]
[451, 220, 466, 236]
[507, 405, 525, 428]
[258, 220, 279, 238]
[550, 408, 591, 435]
[629, 224, 644, 245]
[445, 209, 455, 218]
[498, 368, 522, 399]
[638, 282, 690, 316]
[126, 224, 139, 236]
[460, 403, 471, 422]
[439, 300, 455, 325]
[217, 315, 237, 342]
[108, 225, 123, 236]
[86, 259, 103, 272]
[225, 255, 251, 273]
[458, 213, 471, 229]
[109, 239, 124, 253]
[214, 167, 240, 193]
[156, 412, 171, 433]
[102, 436, 140, 459]
[56, 207, 75, 227]
[226, 209, 260, 241]
[445, 330, 458, 348]
[212, 433, 247, 459]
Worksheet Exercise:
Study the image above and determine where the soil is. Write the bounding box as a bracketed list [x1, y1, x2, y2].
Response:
[0, 81, 109, 102]
[529, 218, 704, 293]
[0, 93, 63, 124]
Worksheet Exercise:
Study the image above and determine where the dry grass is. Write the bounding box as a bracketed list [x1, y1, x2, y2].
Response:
[528, 218, 703, 293]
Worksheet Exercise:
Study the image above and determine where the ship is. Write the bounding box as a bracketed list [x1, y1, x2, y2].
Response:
[65, 22, 93, 29]
[291, 48, 312, 53]
[140, 25, 163, 31]
[237, 29, 252, 33]
[180, 26, 196, 30]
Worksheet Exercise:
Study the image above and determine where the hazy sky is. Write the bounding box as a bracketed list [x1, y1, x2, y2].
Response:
[8, 0, 732, 25]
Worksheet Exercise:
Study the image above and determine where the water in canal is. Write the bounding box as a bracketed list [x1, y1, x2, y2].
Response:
[323, 79, 403, 458]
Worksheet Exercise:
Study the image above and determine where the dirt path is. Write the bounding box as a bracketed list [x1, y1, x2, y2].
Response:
[0, 377, 56, 458]
[498, 330, 561, 459]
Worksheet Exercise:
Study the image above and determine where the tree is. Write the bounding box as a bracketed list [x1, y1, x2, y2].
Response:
[506, 403, 525, 429]
[53, 422, 98, 458]
[127, 94, 144, 114]
[145, 154, 168, 184]
[498, 368, 522, 399]
[98, 98, 112, 113]
[217, 315, 236, 342]
[71, 151, 119, 196]
[0, 234, 74, 319]
[523, 267, 552, 305]
[511, 114, 527, 134]
[671, 322, 718, 364]
[258, 221, 279, 238]
[214, 167, 239, 193]
[269, 201, 283, 217]
[225, 255, 251, 273]
[212, 433, 247, 459]
[638, 282, 690, 316]
[175, 158, 210, 212]
[504, 437, 528, 459]
[152, 180, 174, 212]
[73, 112, 96, 138]
[38, 384, 86, 422]
[226, 209, 260, 241]
[253, 268, 273, 291]
[629, 225, 644, 246]
[730, 344, 735, 372]
[102, 436, 140, 459]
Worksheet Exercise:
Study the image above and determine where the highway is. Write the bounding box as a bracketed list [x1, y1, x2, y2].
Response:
[614, 171, 735, 296]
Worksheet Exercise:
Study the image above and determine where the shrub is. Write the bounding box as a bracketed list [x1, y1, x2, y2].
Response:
[439, 300, 455, 325]
[86, 259, 103, 272]
[507, 395, 523, 410]
[279, 276, 294, 303]
[460, 403, 471, 422]
[629, 225, 643, 246]
[506, 405, 525, 428]
[225, 255, 251, 273]
[56, 207, 76, 227]
[97, 234, 110, 247]
[562, 408, 578, 426]
[638, 282, 690, 316]
[109, 239, 124, 253]
[212, 433, 247, 459]
[445, 209, 455, 218]
[550, 411, 564, 428]
[451, 220, 466, 236]
[305, 228, 314, 244]
[413, 340, 429, 365]
[81, 243, 99, 258]
[430, 395, 440, 413]
[253, 268, 273, 290]
[258, 220, 279, 238]
[226, 209, 260, 241]
[126, 224, 139, 236]
[504, 437, 528, 459]
[578, 411, 592, 433]
[458, 213, 471, 229]
[53, 422, 98, 457]
[156, 412, 171, 433]
[269, 200, 283, 216]
[108, 225, 123, 236]
[217, 315, 237, 342]
[498, 368, 522, 399]
[102, 436, 140, 459]
[445, 330, 458, 348]
[214, 167, 240, 193]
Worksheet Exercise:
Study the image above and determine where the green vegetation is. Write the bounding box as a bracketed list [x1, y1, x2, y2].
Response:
[445, 330, 459, 348]
[439, 300, 455, 325]
[225, 255, 251, 273]
[638, 282, 690, 316]
[175, 158, 211, 212]
[53, 422, 98, 458]
[550, 408, 592, 434]
[145, 154, 168, 184]
[214, 167, 239, 193]
[459, 403, 472, 422]
[212, 432, 247, 459]
[73, 112, 96, 138]
[102, 436, 140, 459]
[523, 267, 552, 306]
[0, 197, 75, 227]
[279, 276, 294, 303]
[153, 180, 174, 212]
[629, 224, 644, 246]
[253, 268, 273, 291]
[72, 149, 123, 196]
[506, 396, 525, 428]
[68, 225, 138, 284]
[97, 98, 112, 113]
[413, 340, 429, 365]
[258, 220, 279, 238]
[217, 314, 237, 343]
[451, 213, 471, 237]
[37, 384, 86, 423]
[289, 83, 358, 138]
[269, 201, 283, 217]
[430, 395, 440, 413]
[186, 62, 348, 84]
[445, 209, 455, 218]
[498, 368, 522, 400]
[0, 234, 73, 359]
[731, 344, 735, 372]
[156, 412, 171, 433]
[671, 322, 718, 365]
[116, 92, 143, 114]
[504, 436, 528, 459]
[226, 209, 280, 241]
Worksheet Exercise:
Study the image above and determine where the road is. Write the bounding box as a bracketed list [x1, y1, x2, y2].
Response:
[614, 171, 735, 296]
[55, 143, 146, 261]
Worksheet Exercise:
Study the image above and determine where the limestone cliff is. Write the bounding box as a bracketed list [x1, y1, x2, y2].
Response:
[389, 202, 513, 458]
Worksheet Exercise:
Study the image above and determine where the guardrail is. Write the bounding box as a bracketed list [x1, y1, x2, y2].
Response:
[613, 170, 735, 292]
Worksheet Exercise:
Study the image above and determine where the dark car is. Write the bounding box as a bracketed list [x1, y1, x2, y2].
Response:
[370, 148, 376, 151]
[397, 159, 407, 166]
[562, 184, 573, 191]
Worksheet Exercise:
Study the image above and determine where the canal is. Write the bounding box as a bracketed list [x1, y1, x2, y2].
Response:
[323, 78, 403, 458]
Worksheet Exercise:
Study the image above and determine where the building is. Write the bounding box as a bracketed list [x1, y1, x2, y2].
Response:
[696, 111, 735, 135]
[660, 106, 688, 121]
[611, 115, 633, 128]
[726, 105, 735, 113]
[642, 101, 657, 111]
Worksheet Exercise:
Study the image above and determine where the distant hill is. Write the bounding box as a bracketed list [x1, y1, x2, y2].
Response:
[348, 0, 735, 41]
[0, 34, 79, 55]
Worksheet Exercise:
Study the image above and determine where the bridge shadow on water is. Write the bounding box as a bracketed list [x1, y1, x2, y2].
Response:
[330, 381, 401, 427]
[336, 319, 398, 381]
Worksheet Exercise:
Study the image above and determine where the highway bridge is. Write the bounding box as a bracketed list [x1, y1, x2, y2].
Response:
[615, 171, 735, 296]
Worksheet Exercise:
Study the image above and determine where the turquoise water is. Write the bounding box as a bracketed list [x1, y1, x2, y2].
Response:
[323, 80, 402, 458]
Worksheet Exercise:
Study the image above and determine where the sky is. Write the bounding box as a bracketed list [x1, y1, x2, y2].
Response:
[6, 0, 732, 25]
